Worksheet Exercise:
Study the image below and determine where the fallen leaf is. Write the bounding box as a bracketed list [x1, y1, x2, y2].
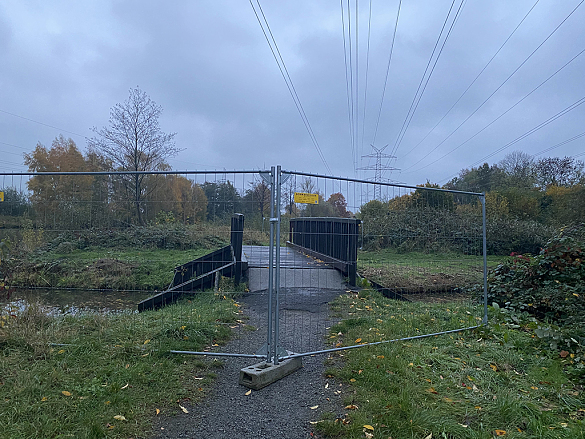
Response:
[143, 339, 150, 345]
[355, 338, 362, 343]
[245, 389, 252, 396]
[41, 396, 48, 402]
[427, 387, 438, 394]
[363, 424, 374, 431]
[424, 433, 433, 439]
[345, 404, 358, 410]
[495, 430, 506, 436]
[444, 397, 453, 403]
[113, 415, 126, 421]
[156, 408, 160, 415]
[530, 386, 538, 390]
[560, 351, 569, 358]
[310, 405, 319, 409]
[57, 349, 65, 354]
[490, 364, 498, 371]
[179, 404, 189, 413]
[61, 391, 72, 397]
[377, 355, 384, 359]
[350, 378, 356, 382]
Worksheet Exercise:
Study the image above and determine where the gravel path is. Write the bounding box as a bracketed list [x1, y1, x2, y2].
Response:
[151, 285, 347, 439]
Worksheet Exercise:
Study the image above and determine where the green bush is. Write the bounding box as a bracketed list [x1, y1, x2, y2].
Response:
[46, 224, 229, 251]
[487, 229, 585, 325]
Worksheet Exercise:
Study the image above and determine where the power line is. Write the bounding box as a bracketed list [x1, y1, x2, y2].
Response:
[531, 131, 585, 158]
[402, 0, 584, 172]
[390, 0, 466, 159]
[371, 0, 402, 148]
[388, 0, 461, 160]
[400, 0, 541, 160]
[250, 0, 332, 174]
[0, 109, 86, 139]
[341, 0, 356, 172]
[437, 94, 585, 184]
[359, 0, 373, 169]
[404, 45, 585, 173]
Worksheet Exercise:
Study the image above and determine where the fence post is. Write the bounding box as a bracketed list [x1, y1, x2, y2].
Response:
[230, 213, 244, 286]
[266, 167, 276, 363]
[274, 165, 282, 365]
[481, 194, 488, 325]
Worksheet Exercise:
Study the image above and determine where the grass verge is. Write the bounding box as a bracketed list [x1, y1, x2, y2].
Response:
[0, 293, 242, 439]
[357, 249, 504, 293]
[319, 290, 585, 438]
[12, 248, 211, 291]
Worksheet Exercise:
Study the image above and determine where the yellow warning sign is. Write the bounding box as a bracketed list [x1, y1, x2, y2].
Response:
[0, 192, 3, 202]
[294, 192, 319, 204]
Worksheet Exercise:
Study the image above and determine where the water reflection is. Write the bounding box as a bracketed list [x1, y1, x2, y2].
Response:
[3, 288, 154, 315]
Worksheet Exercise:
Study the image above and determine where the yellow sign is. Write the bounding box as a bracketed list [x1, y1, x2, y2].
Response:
[0, 192, 3, 202]
[294, 192, 319, 204]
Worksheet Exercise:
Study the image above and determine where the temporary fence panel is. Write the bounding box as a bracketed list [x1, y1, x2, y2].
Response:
[0, 170, 277, 361]
[275, 170, 487, 361]
[0, 167, 488, 368]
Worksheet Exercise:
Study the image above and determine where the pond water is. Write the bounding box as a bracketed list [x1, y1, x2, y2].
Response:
[2, 287, 155, 315]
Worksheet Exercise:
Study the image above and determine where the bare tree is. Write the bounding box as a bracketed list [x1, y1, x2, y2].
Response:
[498, 151, 535, 187]
[88, 87, 180, 225]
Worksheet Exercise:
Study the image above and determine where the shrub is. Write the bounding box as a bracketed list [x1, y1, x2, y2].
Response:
[487, 228, 585, 325]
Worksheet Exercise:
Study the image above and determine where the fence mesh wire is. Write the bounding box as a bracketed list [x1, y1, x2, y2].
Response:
[275, 171, 486, 359]
[0, 171, 272, 358]
[0, 169, 486, 363]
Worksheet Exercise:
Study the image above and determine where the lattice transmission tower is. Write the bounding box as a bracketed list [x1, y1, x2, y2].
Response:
[358, 144, 399, 200]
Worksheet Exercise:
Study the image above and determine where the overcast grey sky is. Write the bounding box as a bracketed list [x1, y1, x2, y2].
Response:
[0, 0, 584, 186]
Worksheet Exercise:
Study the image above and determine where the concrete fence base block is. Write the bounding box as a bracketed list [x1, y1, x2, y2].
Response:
[239, 356, 302, 390]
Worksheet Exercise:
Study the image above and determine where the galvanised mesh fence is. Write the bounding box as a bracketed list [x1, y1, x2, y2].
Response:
[0, 170, 274, 359]
[0, 167, 487, 366]
[275, 170, 487, 361]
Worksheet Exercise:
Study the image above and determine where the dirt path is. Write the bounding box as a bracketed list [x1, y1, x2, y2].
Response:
[151, 286, 347, 439]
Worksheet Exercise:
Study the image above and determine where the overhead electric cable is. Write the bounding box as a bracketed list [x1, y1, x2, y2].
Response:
[388, 0, 460, 158]
[401, 0, 541, 159]
[0, 109, 86, 139]
[359, 0, 373, 165]
[371, 0, 402, 147]
[402, 0, 584, 171]
[531, 131, 585, 157]
[403, 45, 585, 173]
[250, 0, 332, 173]
[391, 0, 466, 158]
[341, 0, 355, 171]
[437, 95, 585, 184]
[355, 0, 359, 173]
[469, 96, 585, 166]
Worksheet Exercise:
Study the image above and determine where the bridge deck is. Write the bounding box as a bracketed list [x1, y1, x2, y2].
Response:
[243, 245, 345, 292]
[243, 245, 331, 269]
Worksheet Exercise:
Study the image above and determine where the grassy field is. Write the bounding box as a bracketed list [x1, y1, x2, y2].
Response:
[357, 249, 504, 293]
[11, 248, 212, 291]
[0, 293, 243, 439]
[319, 290, 585, 439]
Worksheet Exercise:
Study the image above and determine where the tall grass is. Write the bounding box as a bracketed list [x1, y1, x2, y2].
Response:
[0, 293, 240, 439]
